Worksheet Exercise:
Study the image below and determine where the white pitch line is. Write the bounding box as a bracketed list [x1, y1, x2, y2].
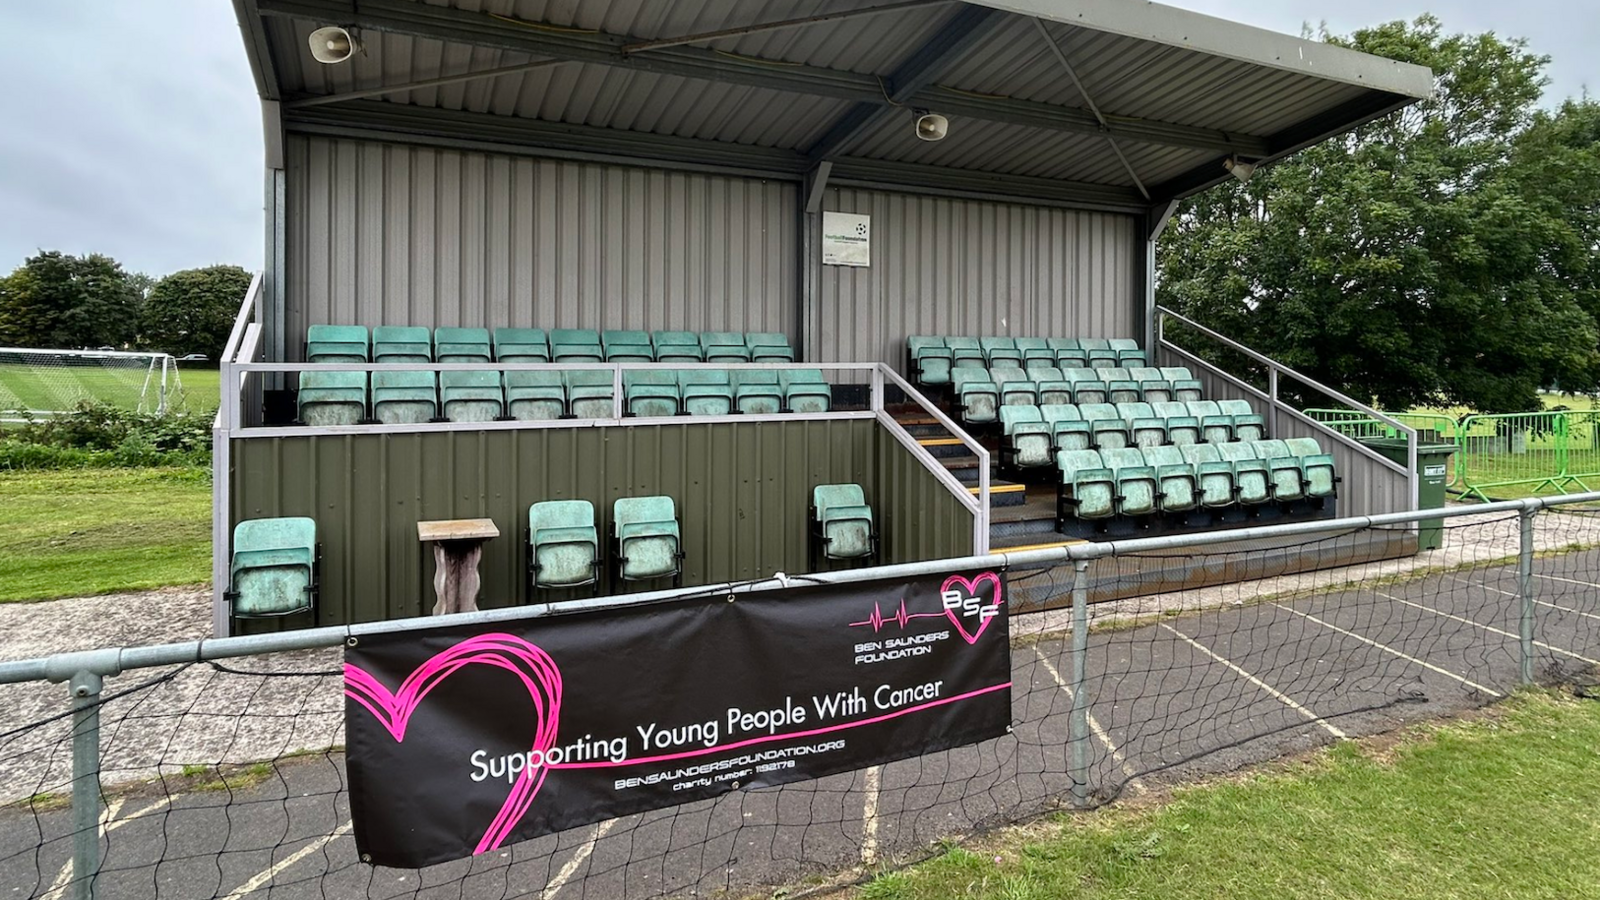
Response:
[221, 822, 353, 900]
[1448, 573, 1600, 622]
[1033, 646, 1145, 795]
[1159, 623, 1347, 740]
[1378, 591, 1600, 666]
[542, 818, 618, 899]
[43, 795, 174, 900]
[860, 765, 882, 864]
[1535, 572, 1600, 591]
[1272, 604, 1503, 697]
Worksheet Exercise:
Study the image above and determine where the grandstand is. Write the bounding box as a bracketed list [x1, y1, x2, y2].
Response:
[216, 0, 1434, 635]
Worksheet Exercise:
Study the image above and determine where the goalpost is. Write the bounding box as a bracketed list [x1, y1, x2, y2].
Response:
[0, 347, 184, 419]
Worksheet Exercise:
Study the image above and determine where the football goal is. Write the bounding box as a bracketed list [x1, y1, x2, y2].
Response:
[0, 348, 184, 419]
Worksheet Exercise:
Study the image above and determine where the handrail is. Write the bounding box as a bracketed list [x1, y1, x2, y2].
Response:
[877, 365, 990, 553]
[221, 273, 261, 366]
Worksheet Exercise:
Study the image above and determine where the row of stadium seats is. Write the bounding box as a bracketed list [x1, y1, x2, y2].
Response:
[950, 366, 1205, 423]
[306, 325, 795, 364]
[295, 368, 833, 425]
[909, 336, 1146, 384]
[1056, 440, 1337, 524]
[999, 400, 1266, 467]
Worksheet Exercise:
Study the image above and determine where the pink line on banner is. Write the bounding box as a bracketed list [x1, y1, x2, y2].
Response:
[550, 680, 1012, 770]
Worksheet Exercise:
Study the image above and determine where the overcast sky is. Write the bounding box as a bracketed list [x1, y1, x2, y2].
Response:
[0, 1, 1593, 279]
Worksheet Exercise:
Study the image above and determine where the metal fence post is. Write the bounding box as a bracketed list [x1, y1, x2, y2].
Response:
[68, 670, 104, 900]
[1069, 558, 1092, 808]
[1519, 506, 1537, 686]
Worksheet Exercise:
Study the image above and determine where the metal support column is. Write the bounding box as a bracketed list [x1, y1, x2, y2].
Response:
[68, 670, 104, 900]
[1069, 558, 1092, 808]
[1518, 506, 1537, 685]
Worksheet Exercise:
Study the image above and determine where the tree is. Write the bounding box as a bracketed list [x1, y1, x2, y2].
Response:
[0, 251, 142, 349]
[1157, 16, 1600, 413]
[139, 265, 253, 359]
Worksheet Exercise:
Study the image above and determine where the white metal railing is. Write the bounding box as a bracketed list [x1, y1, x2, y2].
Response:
[1156, 306, 1420, 512]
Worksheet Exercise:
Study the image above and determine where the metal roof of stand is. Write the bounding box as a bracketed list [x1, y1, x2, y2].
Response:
[234, 0, 1433, 213]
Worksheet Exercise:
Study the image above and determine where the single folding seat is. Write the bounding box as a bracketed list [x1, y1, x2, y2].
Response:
[1286, 437, 1339, 499]
[372, 326, 432, 363]
[746, 332, 795, 362]
[306, 325, 368, 363]
[493, 327, 550, 363]
[566, 370, 616, 418]
[1110, 338, 1145, 366]
[781, 368, 832, 413]
[371, 370, 437, 424]
[1161, 367, 1204, 401]
[297, 371, 366, 426]
[679, 368, 734, 416]
[1102, 447, 1159, 517]
[908, 336, 952, 386]
[624, 369, 681, 417]
[1128, 367, 1172, 403]
[434, 327, 492, 363]
[653, 331, 704, 363]
[1181, 443, 1238, 509]
[1016, 337, 1054, 368]
[1097, 367, 1141, 403]
[1031, 367, 1074, 406]
[1048, 338, 1087, 368]
[228, 517, 317, 619]
[1079, 402, 1128, 450]
[945, 336, 985, 367]
[550, 328, 604, 362]
[810, 484, 878, 564]
[1000, 405, 1052, 470]
[504, 371, 566, 421]
[1042, 403, 1091, 452]
[1187, 400, 1232, 443]
[733, 369, 783, 414]
[1252, 439, 1307, 501]
[992, 367, 1038, 406]
[952, 368, 1000, 424]
[612, 496, 684, 586]
[980, 337, 1022, 368]
[701, 332, 750, 363]
[441, 370, 504, 422]
[1056, 449, 1116, 522]
[603, 330, 654, 362]
[528, 500, 600, 590]
[1080, 339, 1118, 368]
[1219, 399, 1266, 442]
[1153, 400, 1201, 446]
[1062, 367, 1107, 404]
[1117, 401, 1166, 448]
[1215, 441, 1273, 505]
[1144, 445, 1198, 514]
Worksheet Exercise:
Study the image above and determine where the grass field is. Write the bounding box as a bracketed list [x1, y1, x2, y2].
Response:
[0, 468, 211, 601]
[0, 362, 219, 415]
[860, 692, 1600, 900]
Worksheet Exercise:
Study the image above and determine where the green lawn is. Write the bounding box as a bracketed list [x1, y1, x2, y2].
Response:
[0, 362, 219, 415]
[0, 468, 212, 601]
[861, 692, 1600, 900]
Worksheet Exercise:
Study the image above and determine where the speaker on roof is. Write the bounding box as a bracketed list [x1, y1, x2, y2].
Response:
[308, 26, 359, 65]
[913, 110, 949, 142]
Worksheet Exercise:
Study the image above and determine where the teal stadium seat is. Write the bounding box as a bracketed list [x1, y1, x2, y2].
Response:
[1063, 368, 1107, 404]
[781, 369, 832, 413]
[1152, 401, 1201, 445]
[908, 337, 952, 386]
[701, 332, 750, 363]
[1031, 367, 1073, 406]
[1057, 449, 1116, 523]
[528, 501, 600, 590]
[1110, 338, 1145, 366]
[980, 337, 1022, 368]
[1117, 401, 1166, 448]
[550, 329, 603, 362]
[810, 484, 878, 564]
[679, 368, 734, 416]
[371, 370, 437, 424]
[653, 331, 704, 362]
[1099, 367, 1141, 403]
[297, 371, 366, 426]
[1252, 439, 1307, 501]
[1048, 338, 1087, 368]
[566, 370, 616, 417]
[493, 327, 550, 363]
[992, 368, 1038, 406]
[1078, 402, 1128, 450]
[504, 371, 566, 421]
[1162, 367, 1204, 401]
[1102, 447, 1159, 517]
[1220, 399, 1266, 442]
[228, 517, 317, 619]
[441, 370, 505, 422]
[1215, 441, 1272, 505]
[944, 336, 985, 367]
[1016, 337, 1054, 368]
[1042, 403, 1091, 452]
[603, 330, 654, 362]
[733, 370, 783, 414]
[1181, 443, 1238, 509]
[1144, 445, 1199, 514]
[1286, 437, 1339, 499]
[747, 333, 795, 362]
[1129, 367, 1171, 403]
[434, 327, 491, 363]
[1000, 405, 1053, 470]
[612, 496, 684, 586]
[306, 325, 369, 362]
[1187, 400, 1232, 443]
[372, 326, 432, 363]
[624, 369, 681, 417]
[952, 368, 999, 424]
[1080, 339, 1118, 368]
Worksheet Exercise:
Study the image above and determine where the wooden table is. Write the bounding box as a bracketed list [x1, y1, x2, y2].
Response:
[417, 518, 500, 616]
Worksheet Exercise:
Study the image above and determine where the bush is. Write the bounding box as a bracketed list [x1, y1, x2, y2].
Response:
[0, 401, 211, 470]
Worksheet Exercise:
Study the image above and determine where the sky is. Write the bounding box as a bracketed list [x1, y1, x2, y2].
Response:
[0, 1, 1594, 280]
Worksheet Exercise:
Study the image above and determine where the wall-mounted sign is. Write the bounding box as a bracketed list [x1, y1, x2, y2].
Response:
[822, 211, 871, 267]
[344, 569, 1012, 868]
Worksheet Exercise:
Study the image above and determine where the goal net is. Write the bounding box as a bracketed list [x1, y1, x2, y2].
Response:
[0, 347, 184, 419]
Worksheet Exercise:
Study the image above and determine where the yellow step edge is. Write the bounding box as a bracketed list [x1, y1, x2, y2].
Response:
[994, 539, 1087, 553]
[968, 483, 1026, 494]
[917, 437, 966, 447]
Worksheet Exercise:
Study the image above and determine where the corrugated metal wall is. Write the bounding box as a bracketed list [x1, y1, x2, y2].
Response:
[810, 188, 1142, 365]
[282, 135, 798, 358]
[229, 419, 975, 631]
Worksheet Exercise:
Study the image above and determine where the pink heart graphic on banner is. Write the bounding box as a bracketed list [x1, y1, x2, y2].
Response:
[941, 572, 1005, 645]
[343, 634, 562, 856]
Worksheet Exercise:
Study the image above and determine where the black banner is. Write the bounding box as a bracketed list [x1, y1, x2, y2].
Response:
[344, 569, 1011, 868]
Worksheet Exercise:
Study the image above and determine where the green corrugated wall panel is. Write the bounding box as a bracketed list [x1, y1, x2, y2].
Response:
[875, 434, 973, 563]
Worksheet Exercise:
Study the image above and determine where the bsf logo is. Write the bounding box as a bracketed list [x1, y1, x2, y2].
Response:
[941, 589, 999, 623]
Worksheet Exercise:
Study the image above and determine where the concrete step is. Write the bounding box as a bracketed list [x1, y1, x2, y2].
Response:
[917, 437, 973, 460]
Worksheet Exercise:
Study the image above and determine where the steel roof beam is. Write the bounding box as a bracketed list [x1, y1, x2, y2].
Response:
[256, 0, 1270, 157]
